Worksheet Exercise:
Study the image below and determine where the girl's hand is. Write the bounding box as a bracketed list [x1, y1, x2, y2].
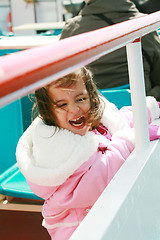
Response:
[149, 125, 160, 141]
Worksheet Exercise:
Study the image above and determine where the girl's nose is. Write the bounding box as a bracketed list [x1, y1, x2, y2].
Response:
[68, 103, 80, 113]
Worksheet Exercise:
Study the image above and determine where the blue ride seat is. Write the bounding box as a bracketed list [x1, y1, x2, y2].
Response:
[100, 89, 131, 109]
[0, 49, 22, 56]
[0, 100, 22, 174]
[0, 163, 41, 200]
[21, 95, 33, 131]
[0, 100, 42, 211]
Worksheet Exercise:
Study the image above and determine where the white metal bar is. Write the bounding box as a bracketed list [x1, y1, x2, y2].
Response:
[126, 39, 150, 152]
[56, 0, 63, 21]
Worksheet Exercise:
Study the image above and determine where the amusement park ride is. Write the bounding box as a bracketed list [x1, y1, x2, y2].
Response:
[0, 1, 160, 239]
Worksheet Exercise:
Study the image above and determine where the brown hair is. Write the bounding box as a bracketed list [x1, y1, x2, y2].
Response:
[32, 67, 104, 130]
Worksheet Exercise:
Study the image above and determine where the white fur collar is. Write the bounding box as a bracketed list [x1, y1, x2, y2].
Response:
[100, 96, 128, 134]
[146, 96, 160, 122]
[16, 117, 105, 186]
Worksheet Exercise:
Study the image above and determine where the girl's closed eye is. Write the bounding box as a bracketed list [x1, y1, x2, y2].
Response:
[77, 97, 88, 102]
[56, 102, 67, 109]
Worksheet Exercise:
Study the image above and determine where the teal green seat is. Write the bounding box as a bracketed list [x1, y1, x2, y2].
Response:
[0, 163, 41, 200]
[0, 49, 22, 56]
[21, 96, 33, 131]
[0, 99, 42, 201]
[0, 100, 23, 174]
[100, 89, 131, 109]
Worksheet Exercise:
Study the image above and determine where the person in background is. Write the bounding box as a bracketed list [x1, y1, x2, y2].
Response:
[60, 0, 160, 101]
[16, 67, 160, 240]
[132, 0, 160, 14]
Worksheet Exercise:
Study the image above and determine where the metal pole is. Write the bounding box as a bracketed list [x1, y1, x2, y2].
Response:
[33, 0, 37, 23]
[126, 38, 150, 153]
[56, 0, 63, 21]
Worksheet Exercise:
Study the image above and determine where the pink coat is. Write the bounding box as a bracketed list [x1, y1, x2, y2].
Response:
[16, 96, 160, 240]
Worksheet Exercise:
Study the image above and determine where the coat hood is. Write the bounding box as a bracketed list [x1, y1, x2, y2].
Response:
[81, 0, 144, 22]
[16, 119, 104, 187]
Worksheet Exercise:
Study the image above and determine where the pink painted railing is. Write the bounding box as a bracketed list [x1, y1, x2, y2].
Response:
[0, 11, 160, 107]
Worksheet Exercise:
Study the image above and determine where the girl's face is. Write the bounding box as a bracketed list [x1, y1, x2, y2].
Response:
[48, 78, 92, 136]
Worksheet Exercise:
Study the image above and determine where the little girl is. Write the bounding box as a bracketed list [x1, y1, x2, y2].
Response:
[16, 67, 160, 240]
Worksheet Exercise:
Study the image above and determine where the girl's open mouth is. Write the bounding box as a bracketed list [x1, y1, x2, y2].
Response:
[69, 116, 85, 127]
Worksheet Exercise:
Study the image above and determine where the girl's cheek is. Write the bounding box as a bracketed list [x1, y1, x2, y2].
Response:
[55, 108, 64, 114]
